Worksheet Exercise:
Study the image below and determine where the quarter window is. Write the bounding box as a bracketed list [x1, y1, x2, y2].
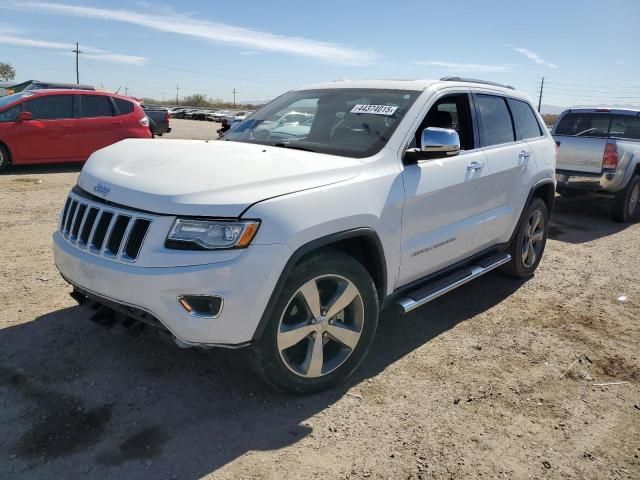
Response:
[80, 95, 114, 117]
[113, 98, 134, 115]
[475, 94, 515, 147]
[24, 95, 74, 120]
[509, 99, 542, 140]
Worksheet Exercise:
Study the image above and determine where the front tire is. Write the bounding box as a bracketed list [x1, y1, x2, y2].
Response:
[501, 198, 549, 278]
[0, 144, 10, 173]
[611, 175, 640, 223]
[250, 251, 379, 395]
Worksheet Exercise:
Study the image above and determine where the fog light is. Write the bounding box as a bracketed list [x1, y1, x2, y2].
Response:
[177, 295, 223, 318]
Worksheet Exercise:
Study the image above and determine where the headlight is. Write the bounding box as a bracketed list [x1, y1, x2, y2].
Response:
[167, 219, 260, 250]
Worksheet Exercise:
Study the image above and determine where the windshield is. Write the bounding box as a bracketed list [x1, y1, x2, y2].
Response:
[222, 88, 420, 158]
[0, 91, 33, 110]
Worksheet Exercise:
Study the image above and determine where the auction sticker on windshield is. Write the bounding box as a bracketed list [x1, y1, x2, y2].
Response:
[350, 104, 398, 115]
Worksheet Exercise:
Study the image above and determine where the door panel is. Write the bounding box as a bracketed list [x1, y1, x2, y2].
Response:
[398, 149, 492, 285]
[13, 95, 78, 163]
[76, 95, 122, 159]
[481, 143, 534, 244]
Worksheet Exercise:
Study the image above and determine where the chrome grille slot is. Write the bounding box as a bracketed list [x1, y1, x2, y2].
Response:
[60, 197, 71, 232]
[123, 219, 151, 261]
[64, 200, 78, 235]
[90, 211, 114, 253]
[104, 215, 131, 256]
[79, 207, 99, 247]
[58, 192, 154, 263]
[70, 203, 87, 241]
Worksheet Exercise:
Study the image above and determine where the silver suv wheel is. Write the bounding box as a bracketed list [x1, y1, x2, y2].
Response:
[521, 209, 545, 268]
[628, 183, 639, 217]
[277, 274, 364, 378]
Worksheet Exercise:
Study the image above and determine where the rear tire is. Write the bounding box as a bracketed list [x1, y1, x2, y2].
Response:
[250, 250, 379, 395]
[611, 175, 640, 223]
[501, 198, 549, 278]
[0, 144, 10, 173]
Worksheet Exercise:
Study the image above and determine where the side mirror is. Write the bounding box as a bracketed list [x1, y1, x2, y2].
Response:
[420, 127, 460, 156]
[17, 111, 32, 122]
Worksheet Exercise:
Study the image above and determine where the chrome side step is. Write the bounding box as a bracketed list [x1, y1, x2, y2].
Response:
[396, 252, 511, 313]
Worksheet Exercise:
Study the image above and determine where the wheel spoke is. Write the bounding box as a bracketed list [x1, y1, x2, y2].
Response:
[530, 211, 541, 232]
[278, 324, 315, 350]
[305, 334, 324, 377]
[526, 241, 537, 265]
[522, 239, 530, 262]
[325, 281, 359, 320]
[532, 230, 544, 242]
[326, 323, 360, 349]
[298, 279, 321, 319]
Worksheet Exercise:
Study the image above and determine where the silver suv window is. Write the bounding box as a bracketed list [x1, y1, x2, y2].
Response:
[475, 94, 515, 147]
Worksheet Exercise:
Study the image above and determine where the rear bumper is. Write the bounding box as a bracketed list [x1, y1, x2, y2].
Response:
[556, 169, 625, 193]
[53, 231, 292, 346]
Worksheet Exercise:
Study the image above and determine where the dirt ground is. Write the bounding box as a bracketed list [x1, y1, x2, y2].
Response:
[0, 129, 639, 479]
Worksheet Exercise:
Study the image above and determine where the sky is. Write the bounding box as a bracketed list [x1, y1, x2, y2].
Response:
[0, 0, 639, 109]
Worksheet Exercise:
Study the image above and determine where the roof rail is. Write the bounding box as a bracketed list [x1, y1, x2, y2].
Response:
[440, 76, 515, 90]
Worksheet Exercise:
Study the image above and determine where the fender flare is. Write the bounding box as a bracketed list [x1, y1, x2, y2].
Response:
[251, 227, 387, 341]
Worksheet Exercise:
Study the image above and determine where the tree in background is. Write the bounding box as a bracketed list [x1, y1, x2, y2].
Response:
[0, 62, 16, 82]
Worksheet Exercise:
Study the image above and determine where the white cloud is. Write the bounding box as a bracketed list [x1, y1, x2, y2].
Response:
[413, 61, 511, 73]
[0, 33, 147, 65]
[240, 51, 262, 56]
[511, 47, 558, 69]
[2, 1, 377, 65]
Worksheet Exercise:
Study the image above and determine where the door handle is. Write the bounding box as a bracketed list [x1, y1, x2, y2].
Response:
[519, 150, 531, 160]
[467, 161, 485, 171]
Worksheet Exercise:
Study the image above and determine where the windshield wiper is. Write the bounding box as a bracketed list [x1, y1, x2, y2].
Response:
[273, 142, 318, 153]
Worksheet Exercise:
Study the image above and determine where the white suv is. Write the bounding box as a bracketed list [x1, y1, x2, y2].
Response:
[53, 78, 556, 394]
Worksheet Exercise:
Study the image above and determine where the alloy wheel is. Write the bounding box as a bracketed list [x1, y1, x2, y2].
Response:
[277, 274, 364, 378]
[521, 209, 545, 268]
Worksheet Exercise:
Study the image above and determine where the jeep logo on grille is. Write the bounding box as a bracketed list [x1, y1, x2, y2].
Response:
[94, 183, 111, 197]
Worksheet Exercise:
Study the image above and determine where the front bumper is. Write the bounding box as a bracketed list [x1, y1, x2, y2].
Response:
[53, 231, 291, 346]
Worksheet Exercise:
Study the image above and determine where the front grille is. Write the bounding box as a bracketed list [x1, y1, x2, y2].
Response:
[59, 194, 152, 262]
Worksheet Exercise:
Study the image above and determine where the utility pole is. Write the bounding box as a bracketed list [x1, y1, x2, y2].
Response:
[232, 88, 237, 108]
[72, 42, 82, 84]
[176, 84, 180, 106]
[537, 76, 545, 113]
[124, 85, 129, 96]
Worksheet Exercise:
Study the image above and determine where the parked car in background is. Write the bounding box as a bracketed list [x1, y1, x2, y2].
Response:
[0, 89, 151, 171]
[53, 78, 555, 393]
[552, 108, 640, 222]
[141, 105, 171, 136]
[218, 111, 253, 135]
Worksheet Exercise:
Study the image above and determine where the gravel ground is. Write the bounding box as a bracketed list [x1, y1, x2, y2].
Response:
[161, 118, 221, 140]
[0, 132, 638, 479]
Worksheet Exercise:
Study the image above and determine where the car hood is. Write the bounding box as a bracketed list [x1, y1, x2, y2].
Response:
[78, 139, 363, 217]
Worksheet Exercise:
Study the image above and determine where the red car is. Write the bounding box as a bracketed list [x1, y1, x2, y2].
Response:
[0, 89, 152, 171]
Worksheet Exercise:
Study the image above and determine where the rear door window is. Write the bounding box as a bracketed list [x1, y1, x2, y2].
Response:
[80, 95, 114, 118]
[609, 115, 640, 140]
[114, 98, 134, 115]
[508, 98, 543, 140]
[554, 113, 611, 137]
[475, 94, 515, 147]
[24, 95, 74, 120]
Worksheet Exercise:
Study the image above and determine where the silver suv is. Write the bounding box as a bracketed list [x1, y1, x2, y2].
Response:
[552, 108, 640, 222]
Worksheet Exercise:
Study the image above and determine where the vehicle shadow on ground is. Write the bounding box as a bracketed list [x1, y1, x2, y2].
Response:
[0, 273, 524, 479]
[548, 193, 631, 244]
[6, 163, 83, 176]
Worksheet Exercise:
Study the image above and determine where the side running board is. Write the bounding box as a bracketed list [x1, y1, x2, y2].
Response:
[396, 252, 511, 313]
